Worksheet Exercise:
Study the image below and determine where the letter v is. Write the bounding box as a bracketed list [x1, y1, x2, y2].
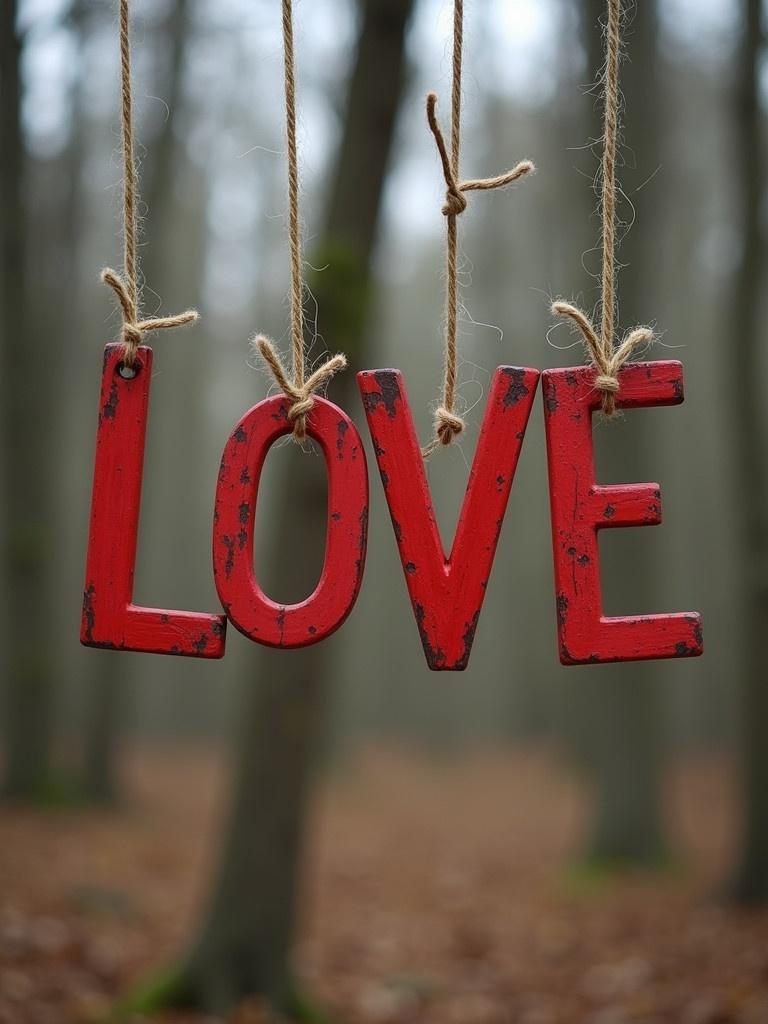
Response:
[358, 367, 540, 670]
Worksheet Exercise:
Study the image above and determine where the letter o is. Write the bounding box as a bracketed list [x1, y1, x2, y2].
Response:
[213, 396, 369, 647]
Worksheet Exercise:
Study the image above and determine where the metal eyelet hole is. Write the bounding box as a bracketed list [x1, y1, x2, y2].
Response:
[117, 361, 139, 380]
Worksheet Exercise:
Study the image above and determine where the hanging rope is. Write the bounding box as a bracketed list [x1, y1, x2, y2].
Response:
[551, 0, 653, 416]
[422, 0, 534, 457]
[254, 0, 347, 442]
[102, 0, 198, 369]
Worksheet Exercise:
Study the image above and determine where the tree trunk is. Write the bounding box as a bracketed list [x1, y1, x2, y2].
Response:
[81, 662, 123, 803]
[124, 0, 415, 1015]
[728, 0, 768, 904]
[0, 1, 57, 798]
[569, 0, 666, 866]
[80, 0, 195, 801]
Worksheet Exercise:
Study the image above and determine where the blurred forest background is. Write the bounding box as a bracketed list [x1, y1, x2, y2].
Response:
[1, 0, 768, 1021]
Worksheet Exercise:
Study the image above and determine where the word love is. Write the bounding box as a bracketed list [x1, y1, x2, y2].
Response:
[81, 346, 703, 670]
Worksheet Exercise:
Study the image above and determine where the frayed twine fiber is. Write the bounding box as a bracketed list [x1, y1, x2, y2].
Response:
[551, 0, 654, 416]
[422, 0, 534, 457]
[102, 0, 198, 368]
[254, 0, 346, 441]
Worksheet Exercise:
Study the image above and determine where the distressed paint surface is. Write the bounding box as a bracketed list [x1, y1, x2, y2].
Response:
[358, 367, 540, 671]
[542, 361, 703, 665]
[213, 395, 369, 647]
[81, 344, 226, 657]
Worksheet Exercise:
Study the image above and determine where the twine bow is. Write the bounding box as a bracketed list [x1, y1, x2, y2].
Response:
[254, 336, 347, 440]
[102, 269, 198, 368]
[551, 301, 653, 416]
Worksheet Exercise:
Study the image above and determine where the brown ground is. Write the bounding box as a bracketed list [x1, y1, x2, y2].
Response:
[0, 745, 767, 1024]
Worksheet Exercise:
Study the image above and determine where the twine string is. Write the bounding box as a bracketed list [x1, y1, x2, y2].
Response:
[254, 0, 346, 442]
[423, 0, 534, 457]
[551, 0, 653, 416]
[102, 0, 198, 369]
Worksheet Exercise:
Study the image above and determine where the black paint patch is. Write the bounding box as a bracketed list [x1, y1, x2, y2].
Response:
[544, 379, 559, 414]
[358, 506, 369, 561]
[222, 535, 235, 579]
[457, 610, 481, 671]
[362, 372, 401, 418]
[675, 641, 695, 657]
[500, 367, 529, 407]
[82, 585, 96, 643]
[336, 419, 349, 457]
[102, 381, 119, 421]
[415, 603, 446, 669]
[688, 616, 704, 648]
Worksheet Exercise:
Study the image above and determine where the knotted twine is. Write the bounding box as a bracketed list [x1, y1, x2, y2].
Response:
[422, 0, 534, 457]
[551, 0, 653, 416]
[253, 0, 346, 442]
[102, 0, 198, 370]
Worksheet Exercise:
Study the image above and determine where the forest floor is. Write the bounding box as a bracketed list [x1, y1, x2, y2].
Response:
[0, 744, 767, 1024]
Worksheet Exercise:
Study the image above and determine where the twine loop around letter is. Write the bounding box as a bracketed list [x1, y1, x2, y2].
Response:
[102, 269, 198, 368]
[422, 81, 534, 458]
[254, 336, 347, 439]
[550, 0, 654, 416]
[102, 0, 198, 370]
[551, 300, 653, 416]
[253, 0, 347, 442]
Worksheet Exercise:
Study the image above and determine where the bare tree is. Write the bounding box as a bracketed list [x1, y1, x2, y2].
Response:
[568, 0, 666, 865]
[729, 0, 768, 904]
[119, 0, 415, 1015]
[0, 0, 58, 799]
[80, 0, 196, 803]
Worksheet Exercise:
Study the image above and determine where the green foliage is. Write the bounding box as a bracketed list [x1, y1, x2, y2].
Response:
[307, 238, 371, 363]
[560, 853, 683, 898]
[112, 971, 335, 1022]
[2, 771, 82, 808]
[110, 969, 193, 1020]
[282, 986, 338, 1024]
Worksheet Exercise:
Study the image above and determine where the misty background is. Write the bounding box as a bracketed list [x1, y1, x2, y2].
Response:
[1, 0, 767, 1020]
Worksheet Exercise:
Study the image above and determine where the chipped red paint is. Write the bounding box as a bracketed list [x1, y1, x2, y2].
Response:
[358, 367, 540, 671]
[81, 344, 226, 657]
[542, 361, 703, 665]
[213, 395, 368, 647]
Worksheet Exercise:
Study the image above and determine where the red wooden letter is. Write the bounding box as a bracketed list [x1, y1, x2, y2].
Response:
[358, 367, 540, 671]
[81, 344, 226, 657]
[542, 361, 703, 665]
[213, 396, 368, 647]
